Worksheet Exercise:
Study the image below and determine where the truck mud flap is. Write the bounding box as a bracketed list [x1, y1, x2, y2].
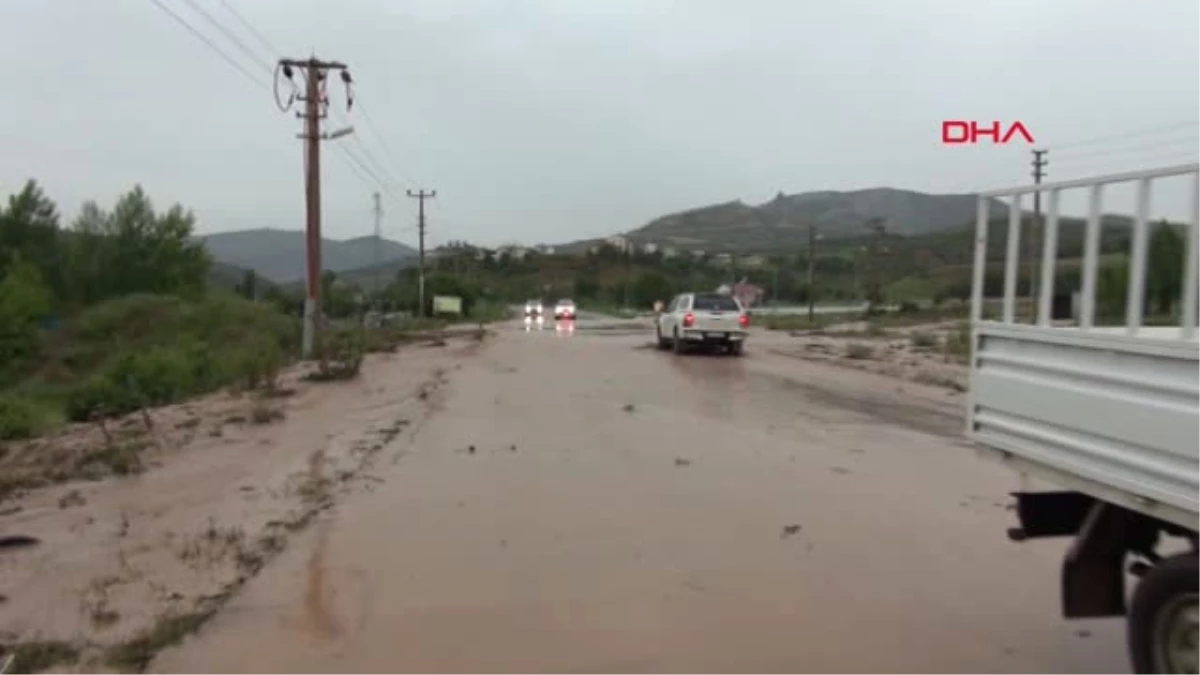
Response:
[1008, 493, 1133, 618]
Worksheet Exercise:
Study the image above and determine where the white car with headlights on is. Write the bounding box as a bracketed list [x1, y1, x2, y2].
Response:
[554, 298, 577, 320]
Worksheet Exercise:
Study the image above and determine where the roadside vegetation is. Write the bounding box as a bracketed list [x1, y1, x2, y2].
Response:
[0, 180, 500, 448]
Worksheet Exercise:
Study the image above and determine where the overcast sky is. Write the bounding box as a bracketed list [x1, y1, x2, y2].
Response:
[1, 0, 1196, 248]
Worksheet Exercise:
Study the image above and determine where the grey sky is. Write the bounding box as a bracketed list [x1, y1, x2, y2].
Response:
[1, 0, 1196, 249]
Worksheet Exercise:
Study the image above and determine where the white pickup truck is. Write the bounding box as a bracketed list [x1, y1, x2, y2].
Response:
[965, 163, 1199, 674]
[656, 292, 749, 355]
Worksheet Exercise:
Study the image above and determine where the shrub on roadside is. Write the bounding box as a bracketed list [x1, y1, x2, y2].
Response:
[845, 343, 875, 360]
[944, 322, 972, 363]
[306, 329, 365, 382]
[0, 393, 40, 440]
[57, 294, 300, 423]
[910, 331, 939, 349]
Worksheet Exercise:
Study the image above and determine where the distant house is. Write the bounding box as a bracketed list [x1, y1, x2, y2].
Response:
[691, 249, 707, 258]
[661, 246, 679, 259]
[733, 281, 766, 307]
[718, 279, 765, 307]
[739, 254, 767, 268]
[641, 242, 659, 254]
[713, 252, 733, 265]
[536, 244, 557, 255]
[605, 235, 631, 252]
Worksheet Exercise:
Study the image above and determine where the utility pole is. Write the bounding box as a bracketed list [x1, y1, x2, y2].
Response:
[1030, 149, 1049, 320]
[275, 56, 353, 359]
[406, 189, 436, 317]
[372, 191, 383, 303]
[865, 218, 887, 314]
[807, 224, 818, 323]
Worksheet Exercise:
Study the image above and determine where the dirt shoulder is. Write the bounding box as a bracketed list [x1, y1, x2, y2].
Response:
[0, 334, 483, 673]
[762, 319, 970, 393]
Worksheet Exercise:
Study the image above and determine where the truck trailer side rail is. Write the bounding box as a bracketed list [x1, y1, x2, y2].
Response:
[966, 163, 1200, 531]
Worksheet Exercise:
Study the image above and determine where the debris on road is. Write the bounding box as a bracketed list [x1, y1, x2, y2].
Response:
[780, 524, 802, 539]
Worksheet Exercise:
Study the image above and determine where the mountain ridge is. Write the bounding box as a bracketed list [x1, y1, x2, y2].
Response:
[197, 228, 416, 283]
[617, 187, 1012, 251]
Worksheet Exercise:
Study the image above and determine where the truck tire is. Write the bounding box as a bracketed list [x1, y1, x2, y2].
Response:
[729, 341, 744, 357]
[672, 328, 685, 355]
[656, 326, 669, 350]
[1128, 551, 1198, 674]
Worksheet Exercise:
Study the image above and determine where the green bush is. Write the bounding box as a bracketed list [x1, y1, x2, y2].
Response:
[56, 294, 299, 423]
[0, 393, 40, 440]
[307, 329, 365, 382]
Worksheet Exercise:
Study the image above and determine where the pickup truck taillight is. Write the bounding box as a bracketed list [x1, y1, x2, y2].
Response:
[682, 312, 695, 328]
[738, 313, 749, 327]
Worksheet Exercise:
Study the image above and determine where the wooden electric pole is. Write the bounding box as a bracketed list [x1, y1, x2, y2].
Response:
[1030, 149, 1048, 319]
[275, 56, 353, 359]
[807, 224, 819, 323]
[407, 189, 436, 317]
[865, 218, 887, 314]
[372, 191, 383, 303]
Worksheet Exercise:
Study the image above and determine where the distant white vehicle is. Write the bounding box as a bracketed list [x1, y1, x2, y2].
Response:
[553, 298, 576, 320]
[655, 292, 749, 355]
[523, 298, 544, 318]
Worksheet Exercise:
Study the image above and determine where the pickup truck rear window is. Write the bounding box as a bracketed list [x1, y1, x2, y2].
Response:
[692, 295, 739, 311]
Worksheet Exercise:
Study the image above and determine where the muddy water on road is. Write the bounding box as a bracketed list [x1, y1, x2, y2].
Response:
[155, 326, 1128, 673]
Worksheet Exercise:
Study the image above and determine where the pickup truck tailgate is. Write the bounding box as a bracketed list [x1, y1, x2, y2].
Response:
[692, 310, 742, 333]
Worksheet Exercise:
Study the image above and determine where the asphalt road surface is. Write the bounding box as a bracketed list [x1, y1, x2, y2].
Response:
[154, 318, 1129, 673]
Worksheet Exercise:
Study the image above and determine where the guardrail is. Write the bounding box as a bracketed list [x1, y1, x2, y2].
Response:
[970, 163, 1199, 340]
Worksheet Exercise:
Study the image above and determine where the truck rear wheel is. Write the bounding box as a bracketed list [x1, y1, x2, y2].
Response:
[1129, 552, 1198, 674]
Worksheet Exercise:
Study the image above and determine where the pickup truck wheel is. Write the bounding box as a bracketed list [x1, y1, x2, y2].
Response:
[655, 326, 668, 350]
[672, 328, 685, 355]
[1129, 552, 1198, 674]
[729, 341, 744, 357]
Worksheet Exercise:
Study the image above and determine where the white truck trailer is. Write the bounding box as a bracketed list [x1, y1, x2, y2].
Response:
[966, 162, 1199, 674]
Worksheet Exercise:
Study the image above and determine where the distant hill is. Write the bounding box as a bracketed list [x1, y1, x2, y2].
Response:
[198, 228, 417, 283]
[616, 188, 1013, 251]
[280, 257, 419, 293]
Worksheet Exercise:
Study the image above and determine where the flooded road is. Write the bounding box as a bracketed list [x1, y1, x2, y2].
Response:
[154, 320, 1129, 673]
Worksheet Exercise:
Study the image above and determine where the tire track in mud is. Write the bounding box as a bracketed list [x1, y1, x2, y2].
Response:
[301, 450, 342, 640]
[753, 352, 964, 438]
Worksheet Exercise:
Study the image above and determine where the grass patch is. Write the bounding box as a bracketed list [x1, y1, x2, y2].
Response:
[104, 610, 214, 673]
[2, 640, 80, 674]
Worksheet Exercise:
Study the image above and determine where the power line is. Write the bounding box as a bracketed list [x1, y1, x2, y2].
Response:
[1053, 134, 1199, 162]
[217, 0, 282, 59]
[356, 99, 422, 188]
[176, 0, 273, 73]
[148, 0, 268, 88]
[1050, 120, 1199, 151]
[173, 0, 420, 200]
